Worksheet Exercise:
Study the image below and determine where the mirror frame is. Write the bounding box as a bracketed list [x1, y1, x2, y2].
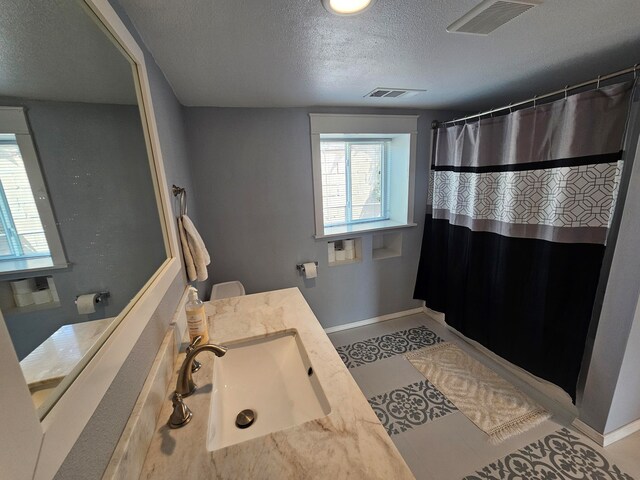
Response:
[0, 1, 185, 478]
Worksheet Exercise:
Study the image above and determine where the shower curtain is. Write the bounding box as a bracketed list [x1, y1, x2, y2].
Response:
[414, 81, 635, 400]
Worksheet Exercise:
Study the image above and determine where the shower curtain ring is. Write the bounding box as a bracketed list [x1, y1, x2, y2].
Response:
[634, 64, 639, 80]
[597, 75, 601, 89]
[564, 85, 569, 99]
[533, 95, 538, 109]
[508, 103, 513, 113]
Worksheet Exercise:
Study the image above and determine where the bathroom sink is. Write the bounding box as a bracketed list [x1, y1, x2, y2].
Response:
[206, 330, 331, 451]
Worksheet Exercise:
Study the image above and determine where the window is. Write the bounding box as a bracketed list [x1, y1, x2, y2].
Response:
[0, 134, 50, 259]
[320, 139, 387, 226]
[0, 107, 66, 273]
[310, 114, 418, 238]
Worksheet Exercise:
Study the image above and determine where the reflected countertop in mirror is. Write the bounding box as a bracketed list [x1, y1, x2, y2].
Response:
[0, 0, 169, 417]
[20, 317, 113, 408]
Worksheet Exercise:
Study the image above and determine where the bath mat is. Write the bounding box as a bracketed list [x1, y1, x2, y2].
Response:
[405, 342, 550, 443]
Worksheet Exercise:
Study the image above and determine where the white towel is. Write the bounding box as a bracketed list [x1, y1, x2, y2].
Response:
[178, 215, 210, 282]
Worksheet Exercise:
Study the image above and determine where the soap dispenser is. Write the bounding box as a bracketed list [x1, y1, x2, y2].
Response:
[186, 286, 209, 344]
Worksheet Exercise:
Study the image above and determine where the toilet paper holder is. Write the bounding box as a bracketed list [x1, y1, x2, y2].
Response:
[75, 291, 110, 305]
[296, 262, 318, 274]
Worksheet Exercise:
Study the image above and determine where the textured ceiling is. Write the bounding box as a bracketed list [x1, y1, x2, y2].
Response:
[0, 0, 136, 105]
[118, 0, 640, 110]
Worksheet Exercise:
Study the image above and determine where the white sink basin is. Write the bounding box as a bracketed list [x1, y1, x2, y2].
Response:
[207, 330, 331, 451]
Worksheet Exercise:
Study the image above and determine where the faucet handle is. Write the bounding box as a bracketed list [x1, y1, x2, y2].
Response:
[186, 336, 202, 373]
[168, 392, 192, 429]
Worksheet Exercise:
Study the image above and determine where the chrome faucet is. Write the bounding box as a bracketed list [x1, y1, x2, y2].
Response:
[169, 341, 227, 428]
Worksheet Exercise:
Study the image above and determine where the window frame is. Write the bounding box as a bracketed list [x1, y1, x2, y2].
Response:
[0, 107, 67, 274]
[310, 113, 418, 238]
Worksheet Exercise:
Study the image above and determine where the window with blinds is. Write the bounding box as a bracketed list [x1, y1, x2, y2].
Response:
[310, 114, 417, 238]
[320, 139, 388, 227]
[0, 134, 50, 260]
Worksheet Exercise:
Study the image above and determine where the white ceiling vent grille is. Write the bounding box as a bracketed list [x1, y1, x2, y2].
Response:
[365, 88, 425, 99]
[447, 0, 542, 35]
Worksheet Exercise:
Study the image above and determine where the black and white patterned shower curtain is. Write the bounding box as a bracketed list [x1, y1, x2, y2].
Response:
[414, 81, 634, 400]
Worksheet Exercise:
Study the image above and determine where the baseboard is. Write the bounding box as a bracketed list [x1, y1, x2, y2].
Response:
[422, 304, 446, 325]
[324, 308, 424, 334]
[603, 418, 640, 446]
[574, 417, 640, 447]
[573, 418, 605, 446]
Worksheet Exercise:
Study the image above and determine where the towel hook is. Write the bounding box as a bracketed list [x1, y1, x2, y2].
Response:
[172, 185, 188, 216]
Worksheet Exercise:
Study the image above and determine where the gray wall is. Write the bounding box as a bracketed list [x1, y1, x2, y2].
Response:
[607, 303, 640, 432]
[52, 1, 196, 478]
[184, 107, 457, 327]
[1, 98, 166, 360]
[579, 95, 640, 434]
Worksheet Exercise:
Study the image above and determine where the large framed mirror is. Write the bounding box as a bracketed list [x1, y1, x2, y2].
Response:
[0, 0, 174, 423]
[0, 0, 185, 476]
[1, 1, 184, 478]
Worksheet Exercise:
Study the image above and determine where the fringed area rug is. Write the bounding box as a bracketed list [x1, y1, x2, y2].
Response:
[405, 342, 550, 444]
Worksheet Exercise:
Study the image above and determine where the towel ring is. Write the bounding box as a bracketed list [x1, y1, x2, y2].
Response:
[172, 185, 188, 216]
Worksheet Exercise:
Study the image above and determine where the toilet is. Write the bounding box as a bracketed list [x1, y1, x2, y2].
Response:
[210, 281, 245, 300]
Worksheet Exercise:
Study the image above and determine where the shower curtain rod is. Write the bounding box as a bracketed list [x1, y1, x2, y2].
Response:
[435, 63, 639, 128]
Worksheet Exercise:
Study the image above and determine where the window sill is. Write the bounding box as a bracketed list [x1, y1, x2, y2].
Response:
[316, 220, 417, 239]
[5, 301, 61, 316]
[0, 257, 70, 277]
[328, 258, 362, 267]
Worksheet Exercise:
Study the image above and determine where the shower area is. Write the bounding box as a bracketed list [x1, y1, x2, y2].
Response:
[414, 68, 640, 421]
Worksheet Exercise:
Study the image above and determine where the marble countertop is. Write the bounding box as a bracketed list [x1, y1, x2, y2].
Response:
[139, 287, 415, 479]
[20, 317, 113, 388]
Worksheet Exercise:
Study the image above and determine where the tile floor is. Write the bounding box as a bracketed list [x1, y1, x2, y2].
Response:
[328, 313, 640, 480]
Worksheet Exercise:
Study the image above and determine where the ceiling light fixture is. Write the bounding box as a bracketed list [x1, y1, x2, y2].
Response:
[321, 0, 376, 16]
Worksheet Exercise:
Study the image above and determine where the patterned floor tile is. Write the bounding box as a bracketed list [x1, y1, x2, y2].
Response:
[368, 380, 457, 436]
[335, 325, 443, 368]
[464, 427, 635, 480]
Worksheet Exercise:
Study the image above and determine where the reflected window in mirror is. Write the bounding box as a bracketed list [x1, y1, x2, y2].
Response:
[0, 107, 66, 274]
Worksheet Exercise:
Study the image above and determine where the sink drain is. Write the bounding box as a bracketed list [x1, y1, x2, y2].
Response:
[235, 409, 256, 429]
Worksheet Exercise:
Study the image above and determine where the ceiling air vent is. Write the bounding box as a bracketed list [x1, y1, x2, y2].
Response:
[447, 0, 542, 35]
[365, 88, 425, 99]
